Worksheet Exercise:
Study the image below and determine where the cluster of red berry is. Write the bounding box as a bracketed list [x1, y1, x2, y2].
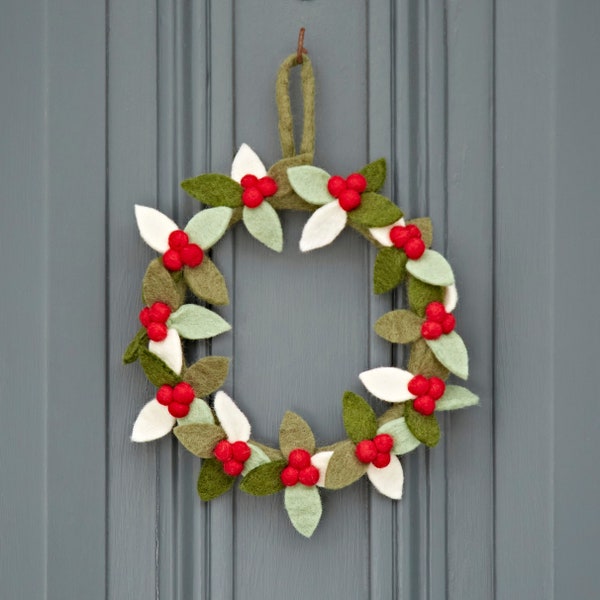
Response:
[355, 433, 394, 468]
[407, 374, 446, 415]
[213, 439, 252, 476]
[389, 223, 426, 259]
[139, 301, 172, 342]
[163, 230, 203, 271]
[327, 172, 367, 211]
[156, 382, 195, 418]
[240, 174, 278, 208]
[421, 301, 456, 340]
[280, 448, 320, 487]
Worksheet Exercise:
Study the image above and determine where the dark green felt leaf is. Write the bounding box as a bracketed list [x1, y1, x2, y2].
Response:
[342, 391, 378, 443]
[407, 276, 444, 317]
[138, 346, 181, 387]
[324, 440, 367, 489]
[142, 258, 185, 310]
[359, 158, 387, 192]
[279, 412, 316, 457]
[173, 423, 226, 458]
[122, 328, 147, 364]
[184, 257, 229, 305]
[407, 339, 450, 379]
[373, 247, 407, 294]
[181, 174, 243, 208]
[405, 402, 441, 447]
[347, 192, 402, 227]
[374, 309, 423, 344]
[407, 217, 433, 248]
[239, 460, 287, 496]
[197, 458, 235, 501]
[183, 356, 229, 398]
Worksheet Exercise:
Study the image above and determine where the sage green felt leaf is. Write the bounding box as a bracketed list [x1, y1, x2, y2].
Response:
[249, 441, 285, 462]
[284, 485, 322, 538]
[239, 460, 287, 496]
[184, 257, 229, 305]
[406, 249, 455, 286]
[279, 412, 316, 457]
[184, 206, 233, 250]
[142, 258, 185, 310]
[342, 391, 378, 443]
[407, 276, 444, 317]
[407, 339, 450, 379]
[436, 385, 479, 411]
[425, 331, 469, 380]
[405, 402, 441, 447]
[167, 305, 231, 340]
[138, 346, 181, 387]
[177, 398, 215, 426]
[407, 217, 433, 248]
[197, 458, 235, 501]
[347, 192, 402, 227]
[242, 443, 271, 477]
[173, 423, 226, 457]
[360, 158, 386, 192]
[122, 328, 147, 364]
[373, 247, 407, 294]
[181, 174, 243, 208]
[267, 154, 314, 210]
[377, 417, 421, 455]
[183, 356, 230, 398]
[374, 309, 423, 343]
[287, 165, 335, 206]
[242, 203, 283, 252]
[324, 440, 366, 489]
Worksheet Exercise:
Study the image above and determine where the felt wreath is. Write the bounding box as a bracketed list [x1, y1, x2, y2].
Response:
[123, 54, 478, 538]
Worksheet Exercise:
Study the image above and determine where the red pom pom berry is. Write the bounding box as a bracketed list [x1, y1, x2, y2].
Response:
[281, 466, 299, 487]
[405, 224, 422, 239]
[413, 395, 436, 416]
[214, 439, 233, 462]
[442, 313, 456, 334]
[223, 459, 244, 477]
[346, 173, 367, 193]
[298, 465, 320, 486]
[149, 302, 171, 323]
[231, 441, 251, 462]
[404, 237, 426, 259]
[257, 176, 278, 197]
[374, 433, 394, 453]
[240, 174, 259, 189]
[172, 382, 194, 405]
[242, 187, 263, 208]
[288, 448, 312, 470]
[147, 322, 168, 342]
[168, 402, 190, 419]
[372, 452, 391, 469]
[139, 307, 152, 328]
[327, 175, 347, 197]
[421, 321, 443, 340]
[180, 243, 204, 268]
[428, 377, 446, 401]
[338, 189, 361, 211]
[389, 225, 410, 248]
[163, 249, 183, 271]
[425, 302, 447, 323]
[156, 385, 173, 406]
[168, 230, 189, 250]
[355, 439, 378, 464]
[408, 374, 430, 396]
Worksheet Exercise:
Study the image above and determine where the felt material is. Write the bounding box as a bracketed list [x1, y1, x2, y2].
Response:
[435, 385, 479, 411]
[242, 202, 284, 252]
[122, 328, 147, 364]
[181, 174, 243, 208]
[425, 330, 469, 380]
[347, 192, 403, 228]
[407, 217, 433, 248]
[167, 304, 231, 340]
[279, 411, 316, 457]
[183, 356, 229, 398]
[287, 165, 335, 206]
[183, 257, 229, 305]
[406, 249, 455, 286]
[131, 399, 176, 442]
[377, 404, 406, 427]
[310, 451, 334, 487]
[184, 206, 233, 250]
[230, 143, 267, 183]
[404, 402, 441, 447]
[177, 398, 215, 426]
[197, 458, 235, 501]
[407, 338, 450, 379]
[359, 367, 416, 403]
[134, 205, 178, 253]
[138, 345, 181, 387]
[299, 201, 348, 252]
[369, 217, 406, 247]
[407, 277, 445, 317]
[173, 423, 226, 457]
[239, 460, 287, 496]
[359, 158, 386, 192]
[284, 484, 322, 538]
[374, 309, 423, 344]
[214, 391, 251, 442]
[323, 440, 367, 490]
[249, 441, 285, 462]
[366, 455, 404, 500]
[148, 328, 183, 374]
[267, 155, 314, 211]
[373, 247, 408, 294]
[341, 391, 378, 443]
[142, 259, 185, 310]
[377, 417, 421, 455]
[444, 283, 458, 313]
[241, 443, 271, 477]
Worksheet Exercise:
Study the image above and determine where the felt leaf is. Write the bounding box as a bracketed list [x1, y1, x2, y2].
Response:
[359, 367, 416, 403]
[239, 460, 287, 496]
[373, 247, 407, 294]
[444, 284, 458, 313]
[377, 404, 406, 427]
[287, 165, 335, 205]
[214, 391, 251, 442]
[311, 451, 334, 487]
[122, 328, 147, 364]
[369, 217, 405, 247]
[405, 402, 441, 447]
[377, 418, 421, 455]
[435, 385, 479, 411]
[231, 143, 267, 182]
[347, 193, 403, 227]
[284, 485, 322, 538]
[184, 206, 233, 250]
[374, 309, 423, 344]
[183, 356, 230, 398]
[324, 440, 367, 489]
[267, 154, 314, 210]
[407, 217, 433, 248]
[342, 391, 378, 443]
[242, 203, 283, 252]
[279, 412, 316, 457]
[242, 443, 271, 477]
[407, 339, 450, 379]
[367, 455, 404, 500]
[197, 458, 235, 501]
[299, 201, 347, 252]
[138, 345, 181, 387]
[406, 249, 455, 286]
[142, 258, 185, 310]
[131, 400, 176, 442]
[148, 328, 183, 374]
[360, 158, 386, 192]
[407, 277, 444, 317]
[181, 174, 243, 208]
[173, 423, 226, 457]
[249, 441, 285, 462]
[177, 398, 215, 426]
[167, 305, 231, 340]
[134, 205, 178, 253]
[184, 257, 229, 305]
[425, 331, 469, 380]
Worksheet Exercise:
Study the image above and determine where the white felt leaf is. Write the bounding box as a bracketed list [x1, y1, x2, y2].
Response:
[284, 485, 322, 538]
[287, 165, 335, 206]
[134, 205, 179, 254]
[377, 418, 421, 455]
[167, 305, 231, 340]
[444, 283, 459, 313]
[367, 455, 404, 500]
[311, 451, 334, 487]
[131, 399, 176, 442]
[214, 391, 251, 442]
[184, 207, 233, 250]
[299, 202, 348, 252]
[242, 203, 283, 252]
[148, 328, 183, 374]
[368, 218, 406, 247]
[176, 398, 215, 426]
[359, 367, 416, 403]
[231, 143, 267, 183]
[425, 331, 469, 380]
[435, 385, 479, 411]
[406, 249, 455, 286]
[242, 443, 271, 477]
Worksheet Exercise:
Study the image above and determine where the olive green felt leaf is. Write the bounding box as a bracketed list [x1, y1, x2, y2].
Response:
[242, 202, 283, 252]
[184, 206, 233, 250]
[177, 398, 215, 426]
[407, 217, 433, 248]
[435, 385, 479, 411]
[342, 391, 378, 443]
[360, 158, 386, 192]
[373, 247, 407, 294]
[122, 328, 147, 364]
[405, 402, 441, 447]
[167, 305, 231, 340]
[183, 356, 230, 398]
[142, 258, 185, 310]
[197, 458, 235, 501]
[377, 404, 406, 427]
[279, 412, 316, 457]
[267, 154, 314, 211]
[374, 310, 423, 344]
[425, 331, 469, 380]
[407, 276, 444, 317]
[347, 193, 402, 227]
[181, 174, 243, 208]
[242, 443, 272, 477]
[406, 249, 455, 286]
[184, 257, 229, 305]
[324, 440, 367, 489]
[407, 339, 450, 379]
[377, 417, 421, 455]
[239, 460, 287, 496]
[173, 423, 226, 457]
[138, 346, 181, 387]
[284, 485, 322, 538]
[287, 165, 335, 206]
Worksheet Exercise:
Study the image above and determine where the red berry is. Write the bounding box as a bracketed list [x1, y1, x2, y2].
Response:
[139, 307, 152, 328]
[338, 189, 361, 211]
[180, 243, 203, 268]
[405, 224, 422, 239]
[374, 433, 394, 453]
[288, 448, 312, 470]
[355, 440, 378, 464]
[147, 322, 168, 342]
[172, 382, 195, 405]
[372, 452, 391, 468]
[231, 441, 251, 462]
[223, 459, 244, 477]
[163, 249, 183, 271]
[149, 302, 171, 323]
[421, 321, 443, 340]
[442, 313, 456, 334]
[428, 377, 446, 401]
[240, 174, 259, 189]
[389, 225, 410, 248]
[327, 175, 347, 197]
[408, 374, 430, 396]
[298, 465, 320, 487]
[156, 385, 173, 406]
[404, 237, 426, 260]
[346, 173, 367, 193]
[257, 176, 278, 197]
[242, 187, 263, 208]
[281, 466, 299, 487]
[168, 402, 190, 419]
[413, 395, 436, 416]
[425, 302, 447, 323]
[213, 439, 233, 462]
[168, 230, 189, 250]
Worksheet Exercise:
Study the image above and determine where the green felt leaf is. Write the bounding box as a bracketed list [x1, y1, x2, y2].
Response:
[242, 443, 271, 477]
[122, 328, 147, 364]
[184, 206, 233, 250]
[360, 158, 386, 192]
[347, 192, 402, 227]
[373, 247, 407, 294]
[407, 217, 433, 248]
[183, 356, 229, 398]
[323, 440, 366, 489]
[142, 258, 185, 310]
[377, 417, 421, 455]
[405, 402, 441, 447]
[184, 257, 229, 305]
[406, 249, 455, 286]
[138, 346, 181, 387]
[374, 309, 423, 344]
[239, 460, 287, 496]
[197, 458, 235, 501]
[436, 385, 479, 411]
[284, 485, 322, 538]
[342, 391, 378, 443]
[177, 398, 215, 426]
[407, 277, 444, 317]
[173, 423, 226, 457]
[167, 305, 231, 340]
[407, 339, 450, 379]
[279, 412, 316, 457]
[181, 174, 243, 208]
[242, 203, 283, 252]
[267, 154, 314, 210]
[249, 441, 285, 462]
[287, 165, 335, 206]
[425, 331, 469, 380]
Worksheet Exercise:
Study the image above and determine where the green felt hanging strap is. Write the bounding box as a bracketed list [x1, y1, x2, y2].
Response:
[275, 53, 316, 159]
